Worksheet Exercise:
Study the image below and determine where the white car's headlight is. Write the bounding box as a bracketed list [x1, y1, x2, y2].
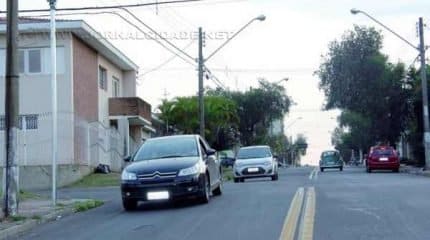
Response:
[178, 164, 200, 176]
[121, 170, 137, 181]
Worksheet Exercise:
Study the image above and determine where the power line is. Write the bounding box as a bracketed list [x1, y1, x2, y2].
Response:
[407, 54, 420, 70]
[0, 0, 206, 14]
[204, 66, 227, 89]
[26, 11, 197, 68]
[139, 40, 196, 77]
[119, 7, 196, 62]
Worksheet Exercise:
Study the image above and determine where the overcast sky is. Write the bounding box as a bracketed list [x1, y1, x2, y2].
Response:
[5, 0, 430, 165]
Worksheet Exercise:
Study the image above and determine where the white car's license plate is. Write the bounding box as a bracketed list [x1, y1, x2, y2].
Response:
[379, 157, 389, 161]
[248, 167, 259, 173]
[147, 191, 169, 200]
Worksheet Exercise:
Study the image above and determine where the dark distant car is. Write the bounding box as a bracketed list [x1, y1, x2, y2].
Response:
[121, 135, 223, 211]
[319, 150, 343, 172]
[233, 145, 279, 182]
[221, 156, 236, 168]
[366, 145, 400, 173]
[219, 150, 236, 168]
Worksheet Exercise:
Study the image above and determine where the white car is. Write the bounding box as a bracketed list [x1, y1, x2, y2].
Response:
[233, 145, 279, 182]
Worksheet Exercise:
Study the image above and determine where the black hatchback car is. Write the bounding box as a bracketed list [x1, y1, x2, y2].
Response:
[121, 135, 222, 211]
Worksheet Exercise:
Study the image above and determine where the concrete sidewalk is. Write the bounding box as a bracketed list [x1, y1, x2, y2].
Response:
[0, 198, 90, 240]
[400, 164, 430, 177]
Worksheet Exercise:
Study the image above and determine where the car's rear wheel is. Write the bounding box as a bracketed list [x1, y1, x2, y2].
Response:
[233, 178, 239, 183]
[367, 167, 371, 173]
[123, 199, 138, 211]
[393, 168, 399, 173]
[199, 174, 210, 204]
[320, 168, 324, 172]
[340, 167, 343, 171]
[240, 178, 245, 182]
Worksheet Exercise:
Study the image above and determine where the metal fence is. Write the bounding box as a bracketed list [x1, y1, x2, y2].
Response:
[0, 112, 125, 172]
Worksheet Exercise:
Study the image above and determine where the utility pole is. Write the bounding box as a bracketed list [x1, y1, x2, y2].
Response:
[198, 27, 205, 138]
[3, 0, 19, 217]
[48, 0, 58, 206]
[418, 17, 430, 170]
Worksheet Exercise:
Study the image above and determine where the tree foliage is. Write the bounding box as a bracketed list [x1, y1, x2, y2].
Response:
[317, 25, 413, 153]
[208, 79, 292, 146]
[158, 96, 239, 149]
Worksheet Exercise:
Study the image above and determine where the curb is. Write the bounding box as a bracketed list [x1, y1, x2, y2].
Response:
[400, 167, 430, 178]
[0, 207, 75, 240]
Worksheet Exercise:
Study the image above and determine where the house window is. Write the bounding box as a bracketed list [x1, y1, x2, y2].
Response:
[28, 49, 42, 73]
[112, 77, 120, 97]
[99, 66, 107, 90]
[0, 117, 4, 130]
[0, 115, 38, 130]
[24, 115, 39, 130]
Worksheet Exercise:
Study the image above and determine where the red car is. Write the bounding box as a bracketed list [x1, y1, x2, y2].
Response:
[366, 146, 400, 173]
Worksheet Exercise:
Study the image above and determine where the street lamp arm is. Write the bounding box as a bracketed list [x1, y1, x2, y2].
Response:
[285, 117, 302, 130]
[205, 16, 264, 62]
[351, 9, 418, 51]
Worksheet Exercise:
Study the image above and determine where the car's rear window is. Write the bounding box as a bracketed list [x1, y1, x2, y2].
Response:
[371, 148, 394, 156]
[321, 151, 338, 158]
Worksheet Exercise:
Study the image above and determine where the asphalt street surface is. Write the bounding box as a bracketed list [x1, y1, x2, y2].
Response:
[17, 167, 430, 240]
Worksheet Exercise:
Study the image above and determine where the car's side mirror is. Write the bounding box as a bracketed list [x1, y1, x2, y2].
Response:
[207, 148, 216, 156]
[124, 156, 132, 162]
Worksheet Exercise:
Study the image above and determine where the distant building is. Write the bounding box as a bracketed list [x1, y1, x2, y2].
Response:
[0, 18, 154, 189]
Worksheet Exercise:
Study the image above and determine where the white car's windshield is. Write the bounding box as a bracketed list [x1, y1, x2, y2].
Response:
[237, 147, 272, 159]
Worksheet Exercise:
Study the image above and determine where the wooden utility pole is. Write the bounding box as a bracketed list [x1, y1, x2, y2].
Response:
[3, 0, 19, 217]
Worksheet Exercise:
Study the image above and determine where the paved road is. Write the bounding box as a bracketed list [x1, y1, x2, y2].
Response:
[17, 167, 430, 240]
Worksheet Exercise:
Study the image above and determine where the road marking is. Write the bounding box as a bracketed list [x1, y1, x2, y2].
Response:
[299, 187, 316, 240]
[308, 169, 314, 180]
[309, 168, 318, 180]
[279, 187, 305, 240]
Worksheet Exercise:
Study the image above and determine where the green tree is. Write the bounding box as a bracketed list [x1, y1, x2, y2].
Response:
[158, 96, 239, 149]
[403, 66, 430, 166]
[208, 79, 292, 146]
[318, 25, 412, 152]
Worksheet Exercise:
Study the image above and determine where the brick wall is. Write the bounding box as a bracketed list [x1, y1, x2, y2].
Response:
[72, 36, 98, 165]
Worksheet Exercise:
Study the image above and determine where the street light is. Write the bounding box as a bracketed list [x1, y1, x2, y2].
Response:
[48, 0, 58, 206]
[198, 15, 266, 137]
[286, 116, 302, 130]
[204, 14, 266, 62]
[351, 8, 430, 169]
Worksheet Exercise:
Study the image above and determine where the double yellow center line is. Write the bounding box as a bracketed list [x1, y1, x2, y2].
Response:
[279, 187, 316, 240]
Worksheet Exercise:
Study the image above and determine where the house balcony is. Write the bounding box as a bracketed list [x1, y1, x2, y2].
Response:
[108, 97, 153, 127]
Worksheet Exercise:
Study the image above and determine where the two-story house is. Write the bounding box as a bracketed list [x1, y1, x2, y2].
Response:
[0, 18, 154, 189]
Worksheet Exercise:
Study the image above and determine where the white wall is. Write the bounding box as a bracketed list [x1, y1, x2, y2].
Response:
[97, 55, 124, 127]
[0, 32, 74, 166]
